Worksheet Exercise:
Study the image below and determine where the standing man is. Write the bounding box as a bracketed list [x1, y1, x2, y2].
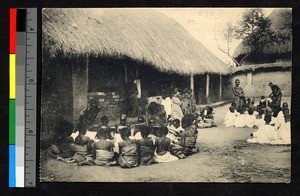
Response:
[232, 79, 246, 113]
[268, 82, 282, 116]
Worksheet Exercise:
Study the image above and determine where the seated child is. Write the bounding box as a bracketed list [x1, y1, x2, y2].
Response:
[136, 125, 156, 165]
[277, 114, 291, 144]
[148, 117, 159, 141]
[245, 108, 256, 128]
[181, 115, 199, 156]
[246, 98, 251, 110]
[247, 113, 278, 144]
[52, 119, 75, 159]
[92, 127, 116, 166]
[130, 116, 146, 140]
[92, 115, 110, 140]
[259, 96, 268, 110]
[58, 123, 94, 166]
[223, 106, 237, 127]
[196, 106, 214, 128]
[154, 126, 179, 163]
[120, 114, 127, 126]
[167, 119, 184, 144]
[254, 109, 265, 128]
[118, 127, 139, 168]
[274, 102, 289, 130]
[234, 108, 247, 128]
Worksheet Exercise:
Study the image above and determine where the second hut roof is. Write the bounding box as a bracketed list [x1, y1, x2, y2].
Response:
[42, 8, 229, 75]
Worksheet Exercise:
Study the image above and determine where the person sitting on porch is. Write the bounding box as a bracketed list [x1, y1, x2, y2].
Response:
[137, 125, 157, 165]
[92, 127, 116, 167]
[118, 127, 139, 168]
[154, 126, 179, 163]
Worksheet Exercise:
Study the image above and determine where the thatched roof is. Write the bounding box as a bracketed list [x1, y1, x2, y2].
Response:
[230, 61, 291, 74]
[42, 8, 229, 75]
[233, 9, 292, 59]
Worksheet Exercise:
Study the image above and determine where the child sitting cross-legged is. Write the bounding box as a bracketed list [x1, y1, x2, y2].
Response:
[92, 127, 117, 167]
[154, 126, 179, 163]
[167, 119, 183, 144]
[180, 115, 199, 156]
[223, 106, 237, 127]
[245, 108, 256, 128]
[118, 127, 139, 168]
[136, 125, 157, 165]
[58, 122, 94, 166]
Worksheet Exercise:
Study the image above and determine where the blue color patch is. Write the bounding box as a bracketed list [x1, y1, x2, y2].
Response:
[9, 145, 16, 187]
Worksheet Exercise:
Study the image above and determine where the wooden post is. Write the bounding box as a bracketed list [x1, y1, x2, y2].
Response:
[72, 54, 89, 124]
[206, 74, 210, 98]
[124, 63, 128, 83]
[190, 74, 194, 97]
[219, 74, 222, 101]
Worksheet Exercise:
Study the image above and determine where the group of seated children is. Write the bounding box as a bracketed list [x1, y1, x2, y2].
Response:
[222, 99, 291, 145]
[52, 113, 199, 168]
[223, 97, 272, 129]
[247, 102, 291, 145]
[194, 106, 215, 128]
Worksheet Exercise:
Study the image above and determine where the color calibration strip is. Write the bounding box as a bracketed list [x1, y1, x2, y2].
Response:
[9, 8, 17, 188]
[9, 8, 37, 188]
[10, 7, 27, 188]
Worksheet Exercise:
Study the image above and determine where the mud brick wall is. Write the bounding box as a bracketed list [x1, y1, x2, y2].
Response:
[88, 92, 123, 119]
[223, 70, 291, 100]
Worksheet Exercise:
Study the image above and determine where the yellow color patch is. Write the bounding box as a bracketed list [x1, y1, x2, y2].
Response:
[10, 54, 16, 99]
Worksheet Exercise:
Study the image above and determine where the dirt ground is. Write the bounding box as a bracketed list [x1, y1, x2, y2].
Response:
[40, 99, 291, 183]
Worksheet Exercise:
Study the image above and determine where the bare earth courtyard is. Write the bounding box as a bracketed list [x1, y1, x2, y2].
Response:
[40, 100, 291, 183]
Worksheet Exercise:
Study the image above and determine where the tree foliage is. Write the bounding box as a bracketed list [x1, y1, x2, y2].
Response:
[234, 8, 274, 53]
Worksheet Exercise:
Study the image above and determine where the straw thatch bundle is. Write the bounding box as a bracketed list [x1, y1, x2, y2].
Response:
[42, 8, 229, 75]
[233, 9, 292, 59]
[230, 62, 291, 74]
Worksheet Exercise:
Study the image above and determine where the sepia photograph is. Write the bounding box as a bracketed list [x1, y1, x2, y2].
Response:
[40, 8, 292, 182]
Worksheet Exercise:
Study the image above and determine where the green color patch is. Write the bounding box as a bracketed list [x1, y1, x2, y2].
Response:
[9, 99, 15, 144]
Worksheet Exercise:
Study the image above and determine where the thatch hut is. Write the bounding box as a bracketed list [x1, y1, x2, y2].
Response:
[232, 8, 292, 64]
[223, 9, 292, 101]
[42, 8, 229, 132]
[222, 62, 292, 100]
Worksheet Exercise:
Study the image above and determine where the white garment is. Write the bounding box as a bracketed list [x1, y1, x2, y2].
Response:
[161, 97, 172, 117]
[154, 151, 178, 163]
[254, 114, 265, 128]
[247, 124, 278, 144]
[274, 111, 285, 130]
[113, 133, 123, 153]
[70, 130, 96, 141]
[277, 122, 291, 144]
[234, 114, 247, 128]
[223, 112, 236, 127]
[245, 115, 256, 128]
